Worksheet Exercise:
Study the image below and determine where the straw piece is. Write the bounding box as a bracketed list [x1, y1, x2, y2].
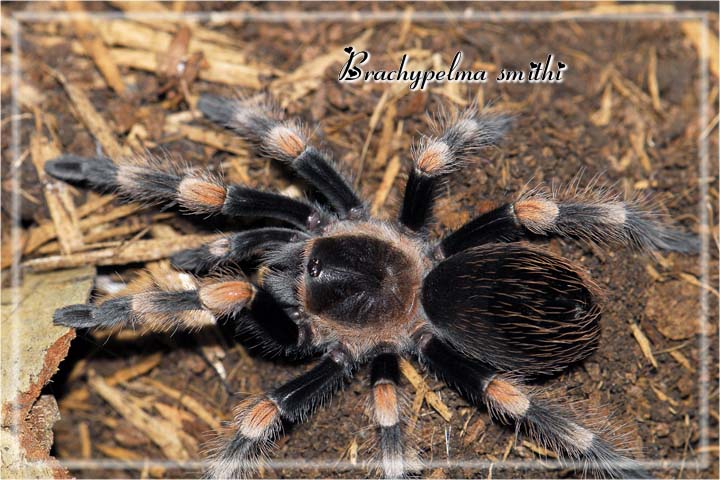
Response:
[90, 373, 190, 460]
[24, 204, 142, 256]
[107, 1, 250, 49]
[49, 68, 124, 159]
[629, 322, 658, 368]
[399, 359, 452, 422]
[140, 377, 222, 431]
[30, 130, 84, 254]
[669, 350, 694, 373]
[96, 20, 275, 75]
[164, 123, 249, 157]
[65, 1, 127, 96]
[63, 353, 163, 407]
[370, 155, 401, 216]
[681, 20, 719, 78]
[647, 46, 662, 112]
[590, 83, 612, 126]
[78, 422, 91, 459]
[22, 233, 221, 272]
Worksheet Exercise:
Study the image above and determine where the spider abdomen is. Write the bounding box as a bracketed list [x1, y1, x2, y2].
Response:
[421, 243, 601, 376]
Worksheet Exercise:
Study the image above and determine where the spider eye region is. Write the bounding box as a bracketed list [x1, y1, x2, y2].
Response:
[307, 258, 322, 277]
[303, 235, 416, 325]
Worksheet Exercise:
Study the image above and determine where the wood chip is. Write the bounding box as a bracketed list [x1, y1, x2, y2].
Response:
[590, 3, 675, 14]
[62, 353, 162, 407]
[522, 440, 558, 458]
[152, 403, 199, 455]
[406, 382, 426, 434]
[610, 69, 655, 111]
[140, 377, 222, 431]
[89, 373, 190, 460]
[590, 83, 612, 126]
[629, 322, 658, 368]
[647, 46, 662, 112]
[629, 125, 651, 173]
[669, 350, 695, 373]
[348, 437, 358, 466]
[107, 47, 261, 89]
[462, 416, 486, 447]
[650, 384, 679, 407]
[270, 29, 374, 104]
[679, 272, 720, 298]
[164, 123, 248, 157]
[501, 436, 514, 461]
[65, 1, 127, 96]
[49, 67, 124, 159]
[399, 359, 452, 422]
[681, 20, 719, 78]
[37, 218, 159, 256]
[370, 155, 401, 216]
[110, 353, 164, 386]
[357, 89, 392, 185]
[78, 422, 91, 459]
[96, 443, 143, 460]
[96, 19, 274, 75]
[23, 233, 221, 272]
[30, 129, 84, 254]
[369, 102, 397, 171]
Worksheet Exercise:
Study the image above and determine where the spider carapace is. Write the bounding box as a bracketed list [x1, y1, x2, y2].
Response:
[46, 92, 697, 479]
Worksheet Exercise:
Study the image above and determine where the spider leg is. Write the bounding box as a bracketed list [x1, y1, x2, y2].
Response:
[207, 347, 354, 479]
[438, 191, 698, 258]
[171, 227, 309, 273]
[369, 352, 413, 479]
[399, 107, 510, 232]
[54, 278, 307, 353]
[45, 155, 327, 231]
[418, 335, 649, 479]
[53, 278, 255, 331]
[199, 93, 365, 219]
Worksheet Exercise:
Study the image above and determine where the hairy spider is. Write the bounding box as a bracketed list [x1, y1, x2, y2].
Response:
[47, 93, 697, 479]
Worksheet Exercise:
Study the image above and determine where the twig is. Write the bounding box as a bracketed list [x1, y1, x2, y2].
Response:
[23, 233, 221, 271]
[89, 372, 191, 460]
[140, 377, 222, 431]
[47, 66, 125, 159]
[65, 1, 127, 96]
[629, 322, 658, 368]
[399, 359, 453, 422]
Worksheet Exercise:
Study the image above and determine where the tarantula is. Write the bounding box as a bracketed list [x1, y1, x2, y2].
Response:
[47, 93, 696, 479]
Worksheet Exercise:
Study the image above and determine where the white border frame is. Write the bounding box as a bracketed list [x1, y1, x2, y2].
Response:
[6, 6, 713, 477]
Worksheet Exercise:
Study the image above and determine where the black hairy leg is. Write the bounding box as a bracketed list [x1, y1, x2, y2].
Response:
[369, 353, 416, 478]
[199, 93, 365, 219]
[422, 242, 601, 376]
[237, 288, 310, 356]
[44, 155, 327, 231]
[399, 106, 511, 232]
[438, 188, 699, 257]
[54, 276, 308, 354]
[171, 227, 309, 273]
[53, 277, 254, 332]
[418, 336, 649, 479]
[207, 348, 353, 479]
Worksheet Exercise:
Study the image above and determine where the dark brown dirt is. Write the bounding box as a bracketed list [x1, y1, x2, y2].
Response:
[2, 2, 718, 479]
